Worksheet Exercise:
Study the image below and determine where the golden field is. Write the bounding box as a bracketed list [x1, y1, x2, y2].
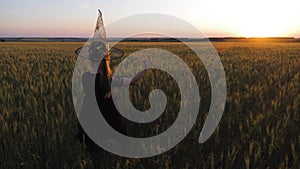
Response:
[0, 41, 299, 168]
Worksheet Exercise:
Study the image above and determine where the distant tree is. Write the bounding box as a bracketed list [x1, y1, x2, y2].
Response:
[0, 39, 5, 42]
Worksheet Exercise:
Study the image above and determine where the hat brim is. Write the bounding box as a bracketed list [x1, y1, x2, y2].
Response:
[75, 46, 124, 61]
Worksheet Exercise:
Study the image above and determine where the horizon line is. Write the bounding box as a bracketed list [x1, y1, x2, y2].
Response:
[0, 36, 299, 39]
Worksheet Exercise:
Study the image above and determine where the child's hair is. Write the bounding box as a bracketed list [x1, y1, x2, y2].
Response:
[97, 45, 112, 98]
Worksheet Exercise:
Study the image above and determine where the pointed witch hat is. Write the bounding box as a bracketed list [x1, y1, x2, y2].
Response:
[75, 9, 124, 60]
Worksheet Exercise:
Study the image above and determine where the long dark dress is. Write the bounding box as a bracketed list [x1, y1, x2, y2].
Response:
[76, 71, 127, 151]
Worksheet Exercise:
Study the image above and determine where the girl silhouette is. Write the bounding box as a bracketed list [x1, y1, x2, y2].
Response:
[76, 10, 150, 152]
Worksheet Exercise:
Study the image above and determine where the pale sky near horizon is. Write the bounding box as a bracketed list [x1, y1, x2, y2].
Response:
[0, 0, 299, 38]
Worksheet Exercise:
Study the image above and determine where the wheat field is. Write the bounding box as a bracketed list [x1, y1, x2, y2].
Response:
[0, 41, 299, 168]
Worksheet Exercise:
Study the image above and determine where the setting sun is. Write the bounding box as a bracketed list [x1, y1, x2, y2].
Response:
[230, 0, 298, 37]
[236, 13, 292, 38]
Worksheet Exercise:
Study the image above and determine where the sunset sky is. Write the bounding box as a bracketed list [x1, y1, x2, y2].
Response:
[0, 0, 299, 38]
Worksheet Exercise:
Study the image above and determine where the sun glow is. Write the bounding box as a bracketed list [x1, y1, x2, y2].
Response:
[195, 0, 299, 37]
[237, 16, 291, 38]
[232, 0, 297, 37]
